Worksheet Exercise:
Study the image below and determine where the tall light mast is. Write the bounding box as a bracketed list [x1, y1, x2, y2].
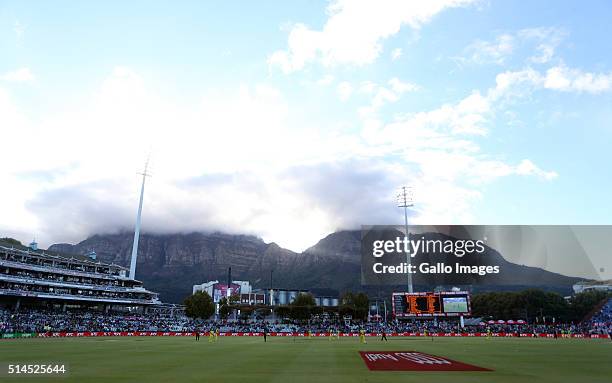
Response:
[397, 186, 414, 293]
[129, 159, 151, 280]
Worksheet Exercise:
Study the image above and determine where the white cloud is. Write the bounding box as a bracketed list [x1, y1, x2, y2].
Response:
[492, 68, 541, 95]
[388, 77, 419, 93]
[358, 77, 419, 115]
[0, 63, 564, 253]
[316, 74, 335, 86]
[14, 20, 26, 39]
[355, 61, 612, 216]
[358, 81, 377, 94]
[356, 90, 557, 224]
[269, 0, 476, 73]
[491, 65, 612, 95]
[352, 64, 571, 224]
[391, 48, 403, 60]
[516, 159, 558, 180]
[375, 89, 491, 136]
[337, 81, 353, 101]
[0, 87, 39, 235]
[518, 27, 566, 64]
[2, 66, 386, 251]
[543, 65, 612, 93]
[428, 64, 612, 142]
[1, 68, 35, 82]
[461, 34, 515, 65]
[371, 87, 400, 109]
[457, 27, 566, 66]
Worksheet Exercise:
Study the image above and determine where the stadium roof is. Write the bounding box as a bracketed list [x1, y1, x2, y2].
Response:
[575, 279, 612, 286]
[0, 239, 126, 270]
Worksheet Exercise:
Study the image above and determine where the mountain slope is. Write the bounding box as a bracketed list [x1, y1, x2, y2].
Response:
[49, 230, 583, 302]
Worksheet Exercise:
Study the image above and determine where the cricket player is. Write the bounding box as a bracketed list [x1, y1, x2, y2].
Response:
[359, 328, 367, 344]
[380, 329, 388, 342]
[208, 329, 215, 343]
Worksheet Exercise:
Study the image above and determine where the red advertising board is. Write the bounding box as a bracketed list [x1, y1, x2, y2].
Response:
[4, 332, 608, 339]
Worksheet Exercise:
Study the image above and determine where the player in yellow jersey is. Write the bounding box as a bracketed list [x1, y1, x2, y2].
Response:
[359, 328, 367, 344]
[208, 329, 215, 343]
[423, 328, 434, 342]
[215, 328, 220, 342]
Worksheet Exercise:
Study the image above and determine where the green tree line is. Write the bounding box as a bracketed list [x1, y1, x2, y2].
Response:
[471, 289, 610, 322]
[184, 288, 610, 323]
[183, 291, 371, 321]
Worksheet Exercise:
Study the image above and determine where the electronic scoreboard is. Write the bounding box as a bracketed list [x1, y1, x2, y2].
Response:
[392, 291, 471, 317]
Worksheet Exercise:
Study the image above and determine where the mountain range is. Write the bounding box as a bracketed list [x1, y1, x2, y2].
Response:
[48, 230, 583, 303]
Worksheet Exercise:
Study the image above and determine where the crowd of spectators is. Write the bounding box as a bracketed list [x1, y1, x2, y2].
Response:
[1, 250, 117, 276]
[2, 305, 610, 336]
[0, 308, 194, 333]
[0, 282, 152, 303]
[8, 269, 124, 288]
[588, 298, 611, 323]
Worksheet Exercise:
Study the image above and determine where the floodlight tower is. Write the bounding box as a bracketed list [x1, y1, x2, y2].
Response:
[397, 186, 414, 293]
[129, 159, 151, 280]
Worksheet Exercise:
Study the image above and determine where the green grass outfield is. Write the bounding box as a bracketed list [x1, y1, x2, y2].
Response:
[1, 336, 611, 383]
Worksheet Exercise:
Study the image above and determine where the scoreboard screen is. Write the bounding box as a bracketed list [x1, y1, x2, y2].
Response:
[392, 291, 471, 317]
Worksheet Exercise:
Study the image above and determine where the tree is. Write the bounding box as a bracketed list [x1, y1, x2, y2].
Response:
[340, 291, 369, 320]
[290, 293, 316, 321]
[183, 291, 215, 319]
[274, 305, 291, 318]
[568, 290, 611, 322]
[292, 292, 316, 307]
[338, 304, 355, 319]
[353, 292, 370, 320]
[341, 292, 355, 306]
[229, 293, 240, 304]
[472, 290, 559, 320]
[219, 297, 231, 319]
[469, 289, 611, 323]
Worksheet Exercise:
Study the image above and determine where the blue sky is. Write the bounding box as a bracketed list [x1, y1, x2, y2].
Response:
[1, 0, 611, 278]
